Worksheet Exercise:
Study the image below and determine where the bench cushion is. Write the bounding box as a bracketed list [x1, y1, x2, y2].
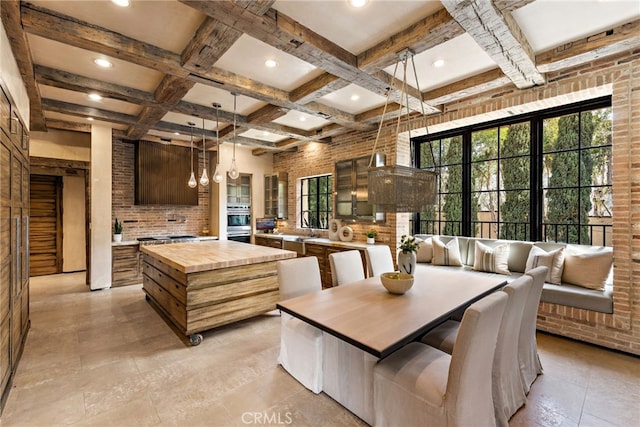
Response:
[541, 283, 613, 314]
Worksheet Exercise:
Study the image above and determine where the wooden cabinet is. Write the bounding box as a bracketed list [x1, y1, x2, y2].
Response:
[334, 155, 385, 222]
[264, 172, 288, 219]
[227, 174, 251, 204]
[112, 244, 143, 287]
[304, 242, 366, 289]
[254, 235, 283, 249]
[0, 84, 29, 414]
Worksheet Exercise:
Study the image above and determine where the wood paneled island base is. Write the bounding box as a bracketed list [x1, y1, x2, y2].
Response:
[141, 240, 296, 345]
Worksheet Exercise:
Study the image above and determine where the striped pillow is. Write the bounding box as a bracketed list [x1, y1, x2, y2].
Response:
[473, 241, 510, 275]
[525, 246, 564, 284]
[432, 237, 463, 266]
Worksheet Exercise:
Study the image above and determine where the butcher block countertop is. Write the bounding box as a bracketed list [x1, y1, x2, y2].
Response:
[140, 240, 296, 274]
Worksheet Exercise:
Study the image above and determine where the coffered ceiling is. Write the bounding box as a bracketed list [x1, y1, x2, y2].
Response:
[2, 0, 639, 154]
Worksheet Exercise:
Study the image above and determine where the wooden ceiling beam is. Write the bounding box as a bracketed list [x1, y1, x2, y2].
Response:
[441, 0, 545, 88]
[44, 119, 92, 133]
[536, 19, 640, 73]
[1, 0, 47, 130]
[179, 0, 430, 112]
[289, 73, 349, 105]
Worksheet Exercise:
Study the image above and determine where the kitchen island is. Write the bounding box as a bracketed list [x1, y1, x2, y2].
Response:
[141, 240, 296, 345]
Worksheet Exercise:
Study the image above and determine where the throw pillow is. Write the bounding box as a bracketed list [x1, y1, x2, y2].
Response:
[416, 237, 433, 263]
[562, 248, 613, 291]
[473, 241, 510, 275]
[432, 237, 463, 266]
[525, 246, 564, 284]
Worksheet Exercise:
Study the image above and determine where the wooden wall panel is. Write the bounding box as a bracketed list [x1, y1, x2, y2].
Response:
[135, 141, 198, 206]
[29, 175, 61, 276]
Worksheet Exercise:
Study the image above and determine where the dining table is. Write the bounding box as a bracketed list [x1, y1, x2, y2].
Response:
[277, 266, 507, 359]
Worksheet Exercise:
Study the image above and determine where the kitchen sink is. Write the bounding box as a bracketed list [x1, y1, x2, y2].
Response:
[167, 235, 197, 239]
[137, 237, 158, 242]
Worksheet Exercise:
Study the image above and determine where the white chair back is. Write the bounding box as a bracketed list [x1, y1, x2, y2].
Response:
[277, 257, 322, 300]
[520, 266, 548, 393]
[364, 245, 395, 277]
[493, 275, 531, 426]
[328, 250, 365, 286]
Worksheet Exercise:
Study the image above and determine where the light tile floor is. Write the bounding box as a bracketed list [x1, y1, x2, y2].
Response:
[1, 272, 638, 426]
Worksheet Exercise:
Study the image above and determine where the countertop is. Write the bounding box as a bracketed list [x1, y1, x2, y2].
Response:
[112, 236, 218, 247]
[255, 233, 384, 249]
[141, 240, 296, 273]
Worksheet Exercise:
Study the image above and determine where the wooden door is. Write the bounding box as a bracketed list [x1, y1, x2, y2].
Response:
[29, 175, 62, 276]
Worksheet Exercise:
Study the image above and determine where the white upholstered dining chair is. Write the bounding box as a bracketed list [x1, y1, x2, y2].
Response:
[277, 257, 323, 393]
[328, 250, 365, 286]
[520, 266, 548, 394]
[364, 245, 395, 277]
[374, 291, 508, 427]
[421, 275, 532, 426]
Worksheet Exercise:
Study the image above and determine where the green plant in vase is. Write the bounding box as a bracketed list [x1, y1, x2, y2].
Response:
[397, 234, 420, 274]
[364, 229, 377, 244]
[113, 218, 123, 242]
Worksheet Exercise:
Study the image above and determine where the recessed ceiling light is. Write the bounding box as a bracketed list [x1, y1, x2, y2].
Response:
[350, 94, 360, 101]
[93, 58, 113, 68]
[264, 59, 278, 68]
[87, 117, 94, 121]
[299, 116, 307, 122]
[262, 131, 270, 137]
[174, 132, 180, 135]
[433, 59, 445, 68]
[111, 0, 130, 7]
[88, 93, 102, 101]
[349, 0, 368, 8]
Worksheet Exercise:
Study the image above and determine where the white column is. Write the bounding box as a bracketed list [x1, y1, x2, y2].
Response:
[90, 124, 112, 290]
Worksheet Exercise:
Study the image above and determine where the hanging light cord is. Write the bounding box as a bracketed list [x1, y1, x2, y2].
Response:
[232, 94, 237, 159]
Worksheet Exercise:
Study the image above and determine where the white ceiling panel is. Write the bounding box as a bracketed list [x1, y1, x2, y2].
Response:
[182, 84, 267, 116]
[215, 35, 324, 91]
[317, 83, 386, 114]
[39, 85, 142, 116]
[29, 0, 205, 54]
[384, 33, 497, 92]
[239, 129, 289, 143]
[272, 110, 332, 131]
[513, 0, 640, 52]
[28, 34, 164, 92]
[273, 0, 443, 54]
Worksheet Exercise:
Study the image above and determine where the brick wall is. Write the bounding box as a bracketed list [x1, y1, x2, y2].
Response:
[273, 52, 640, 355]
[111, 139, 209, 239]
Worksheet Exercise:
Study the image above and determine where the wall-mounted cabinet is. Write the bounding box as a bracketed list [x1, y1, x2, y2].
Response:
[227, 174, 251, 205]
[264, 172, 287, 219]
[335, 154, 385, 222]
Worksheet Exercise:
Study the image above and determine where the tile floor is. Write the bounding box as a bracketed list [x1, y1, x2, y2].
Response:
[1, 272, 638, 426]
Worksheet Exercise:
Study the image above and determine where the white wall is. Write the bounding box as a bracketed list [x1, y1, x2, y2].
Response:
[90, 125, 112, 290]
[0, 20, 30, 129]
[210, 144, 273, 239]
[30, 129, 91, 161]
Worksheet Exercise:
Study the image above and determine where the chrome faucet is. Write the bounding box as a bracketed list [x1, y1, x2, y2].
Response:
[302, 210, 316, 237]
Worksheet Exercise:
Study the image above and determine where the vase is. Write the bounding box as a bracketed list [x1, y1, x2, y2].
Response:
[397, 251, 417, 275]
[367, 237, 375, 245]
[113, 234, 123, 243]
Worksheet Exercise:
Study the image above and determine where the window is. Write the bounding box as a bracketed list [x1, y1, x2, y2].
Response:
[300, 175, 332, 230]
[414, 97, 612, 246]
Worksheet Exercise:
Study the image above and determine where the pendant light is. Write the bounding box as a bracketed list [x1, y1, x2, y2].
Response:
[212, 102, 223, 183]
[187, 121, 197, 188]
[199, 118, 209, 186]
[228, 92, 240, 180]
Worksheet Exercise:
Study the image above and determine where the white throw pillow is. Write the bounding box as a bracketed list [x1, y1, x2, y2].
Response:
[432, 237, 463, 266]
[416, 237, 433, 263]
[473, 241, 510, 275]
[525, 246, 564, 284]
[562, 248, 613, 291]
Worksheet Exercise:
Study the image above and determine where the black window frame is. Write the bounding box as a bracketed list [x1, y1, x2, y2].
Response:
[413, 96, 612, 245]
[300, 174, 333, 230]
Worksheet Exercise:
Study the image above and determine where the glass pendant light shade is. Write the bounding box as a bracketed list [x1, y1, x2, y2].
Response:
[212, 102, 223, 183]
[188, 171, 197, 188]
[212, 163, 223, 183]
[199, 118, 209, 186]
[228, 158, 239, 179]
[187, 121, 197, 188]
[228, 93, 239, 180]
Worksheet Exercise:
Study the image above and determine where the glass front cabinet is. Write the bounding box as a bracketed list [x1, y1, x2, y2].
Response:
[334, 154, 384, 222]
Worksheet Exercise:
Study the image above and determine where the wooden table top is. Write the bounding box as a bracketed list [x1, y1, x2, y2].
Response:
[277, 267, 506, 358]
[141, 240, 296, 273]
